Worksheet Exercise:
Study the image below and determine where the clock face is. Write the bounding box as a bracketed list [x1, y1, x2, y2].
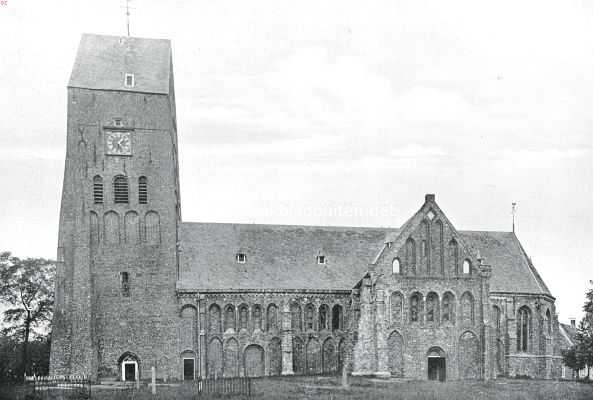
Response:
[105, 131, 132, 155]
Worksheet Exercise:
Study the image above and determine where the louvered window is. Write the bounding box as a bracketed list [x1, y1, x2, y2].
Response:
[93, 176, 104, 204]
[113, 175, 129, 204]
[138, 176, 148, 204]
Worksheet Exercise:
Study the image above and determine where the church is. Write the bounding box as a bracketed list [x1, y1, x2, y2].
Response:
[49, 34, 565, 382]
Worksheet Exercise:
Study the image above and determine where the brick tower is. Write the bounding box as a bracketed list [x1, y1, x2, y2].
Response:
[49, 34, 181, 381]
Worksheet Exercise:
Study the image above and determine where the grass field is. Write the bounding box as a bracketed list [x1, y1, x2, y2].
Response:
[88, 376, 593, 400]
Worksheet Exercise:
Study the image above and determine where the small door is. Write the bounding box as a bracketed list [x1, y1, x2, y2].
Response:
[124, 363, 136, 381]
[183, 358, 195, 380]
[428, 357, 446, 382]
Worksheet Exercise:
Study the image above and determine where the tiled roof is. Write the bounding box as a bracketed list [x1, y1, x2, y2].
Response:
[178, 222, 552, 297]
[178, 222, 396, 291]
[459, 231, 552, 296]
[69, 34, 171, 94]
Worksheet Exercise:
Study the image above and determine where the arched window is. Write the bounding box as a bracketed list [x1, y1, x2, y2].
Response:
[266, 304, 278, 332]
[392, 258, 400, 274]
[305, 304, 315, 331]
[390, 292, 403, 325]
[436, 220, 444, 274]
[422, 220, 430, 274]
[224, 304, 235, 332]
[93, 175, 103, 204]
[460, 292, 474, 325]
[124, 211, 140, 244]
[332, 304, 343, 331]
[546, 309, 552, 335]
[410, 293, 421, 323]
[208, 304, 221, 334]
[493, 305, 501, 337]
[113, 175, 129, 204]
[104, 211, 120, 245]
[463, 259, 471, 274]
[238, 304, 249, 331]
[442, 292, 455, 323]
[252, 305, 262, 331]
[90, 211, 99, 246]
[426, 292, 439, 324]
[406, 237, 416, 275]
[290, 303, 302, 331]
[145, 211, 160, 244]
[517, 306, 531, 352]
[319, 304, 329, 331]
[449, 239, 458, 275]
[138, 176, 148, 204]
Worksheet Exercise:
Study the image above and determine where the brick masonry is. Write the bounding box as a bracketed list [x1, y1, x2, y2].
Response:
[49, 35, 564, 382]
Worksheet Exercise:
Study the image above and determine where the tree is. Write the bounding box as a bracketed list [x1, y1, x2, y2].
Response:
[0, 252, 55, 381]
[563, 280, 593, 380]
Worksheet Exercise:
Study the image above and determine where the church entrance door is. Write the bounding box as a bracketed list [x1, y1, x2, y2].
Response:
[183, 358, 195, 380]
[124, 362, 137, 381]
[427, 357, 446, 381]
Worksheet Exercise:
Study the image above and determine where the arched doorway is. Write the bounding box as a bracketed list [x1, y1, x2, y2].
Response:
[244, 344, 265, 377]
[427, 347, 446, 382]
[118, 352, 140, 382]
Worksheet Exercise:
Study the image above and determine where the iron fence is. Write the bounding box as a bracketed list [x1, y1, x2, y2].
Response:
[25, 375, 91, 399]
[195, 376, 252, 397]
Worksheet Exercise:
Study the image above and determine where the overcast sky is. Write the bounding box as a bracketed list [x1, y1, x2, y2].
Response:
[1, 0, 592, 322]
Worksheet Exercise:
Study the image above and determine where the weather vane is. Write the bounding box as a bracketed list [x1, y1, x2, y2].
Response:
[512, 202, 517, 233]
[126, 0, 131, 37]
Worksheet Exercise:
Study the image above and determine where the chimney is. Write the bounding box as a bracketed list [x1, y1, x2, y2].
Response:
[570, 318, 576, 328]
[425, 194, 435, 203]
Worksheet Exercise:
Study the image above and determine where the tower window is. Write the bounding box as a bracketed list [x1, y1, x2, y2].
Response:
[120, 272, 130, 297]
[124, 73, 135, 88]
[236, 253, 246, 263]
[317, 255, 326, 265]
[114, 175, 129, 204]
[138, 176, 148, 204]
[93, 175, 104, 204]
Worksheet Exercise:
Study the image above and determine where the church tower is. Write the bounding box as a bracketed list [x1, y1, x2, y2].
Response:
[50, 34, 181, 380]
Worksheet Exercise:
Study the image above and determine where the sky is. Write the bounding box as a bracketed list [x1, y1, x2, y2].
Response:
[0, 0, 592, 323]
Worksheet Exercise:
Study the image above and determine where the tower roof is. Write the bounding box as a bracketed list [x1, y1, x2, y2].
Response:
[69, 33, 172, 94]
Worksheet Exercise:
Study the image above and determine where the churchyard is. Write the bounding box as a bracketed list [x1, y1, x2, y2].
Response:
[87, 376, 593, 400]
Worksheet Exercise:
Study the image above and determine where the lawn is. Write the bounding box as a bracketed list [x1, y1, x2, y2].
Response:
[88, 376, 593, 400]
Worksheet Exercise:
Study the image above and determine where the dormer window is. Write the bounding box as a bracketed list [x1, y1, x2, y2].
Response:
[317, 255, 326, 265]
[124, 73, 135, 88]
[236, 253, 246, 264]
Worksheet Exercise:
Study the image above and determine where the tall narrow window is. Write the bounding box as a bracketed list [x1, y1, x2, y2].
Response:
[406, 237, 416, 275]
[90, 211, 99, 246]
[332, 305, 343, 331]
[291, 303, 302, 331]
[410, 293, 420, 322]
[318, 304, 329, 331]
[113, 175, 129, 204]
[305, 304, 315, 331]
[145, 211, 160, 244]
[120, 272, 130, 297]
[93, 176, 104, 204]
[138, 176, 148, 204]
[442, 292, 455, 323]
[449, 239, 459, 275]
[392, 258, 400, 274]
[463, 259, 471, 274]
[517, 306, 531, 352]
